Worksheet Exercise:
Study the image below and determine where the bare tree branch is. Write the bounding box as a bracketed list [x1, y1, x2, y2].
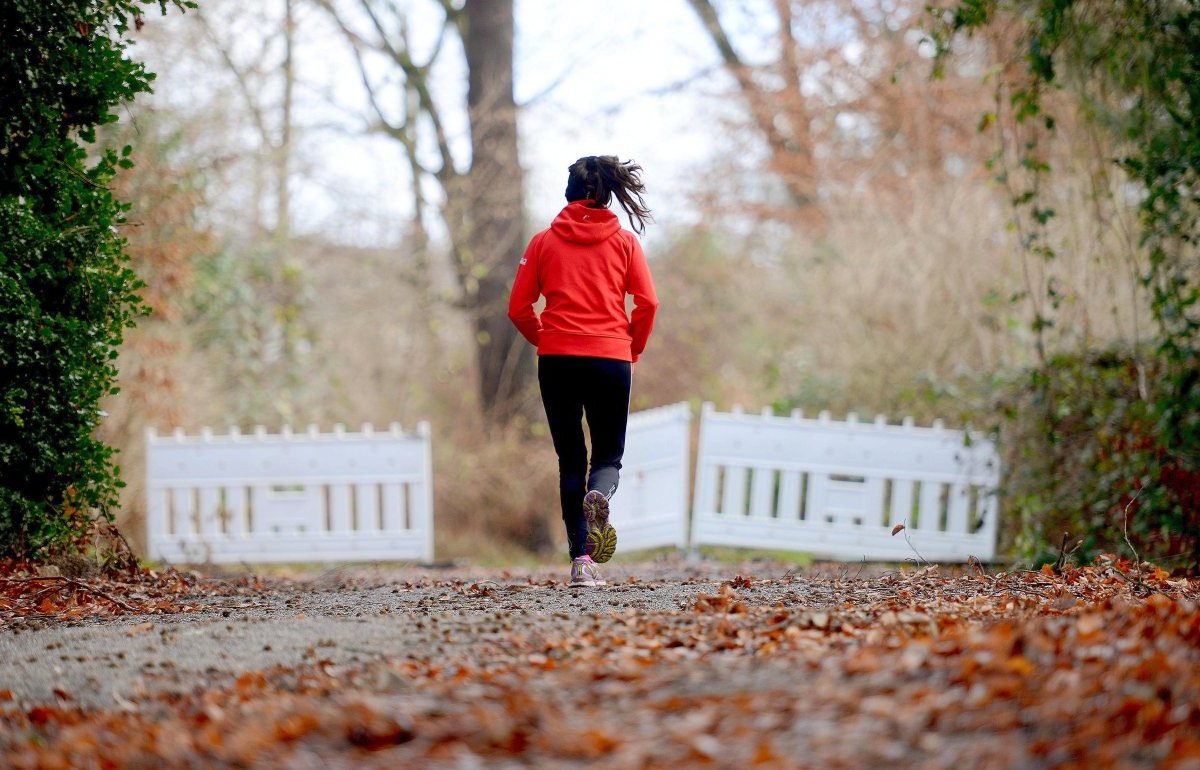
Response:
[194, 11, 273, 150]
[419, 2, 455, 69]
[318, 1, 433, 284]
[685, 0, 814, 207]
[354, 0, 459, 182]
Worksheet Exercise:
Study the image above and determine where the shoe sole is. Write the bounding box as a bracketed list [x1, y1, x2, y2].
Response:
[583, 491, 617, 563]
[570, 578, 606, 587]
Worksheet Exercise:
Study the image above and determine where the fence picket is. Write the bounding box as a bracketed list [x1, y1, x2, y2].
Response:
[947, 482, 970, 535]
[329, 483, 351, 534]
[777, 470, 802, 521]
[890, 479, 914, 530]
[749, 467, 775, 518]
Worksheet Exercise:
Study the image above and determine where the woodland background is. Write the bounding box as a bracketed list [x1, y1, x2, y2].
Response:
[13, 0, 1192, 569]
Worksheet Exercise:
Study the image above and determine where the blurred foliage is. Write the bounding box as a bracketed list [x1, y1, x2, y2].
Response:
[93, 111, 213, 553]
[932, 0, 1200, 570]
[190, 243, 315, 425]
[0, 0, 193, 560]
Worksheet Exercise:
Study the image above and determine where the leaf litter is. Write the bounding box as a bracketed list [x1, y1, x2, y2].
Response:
[0, 557, 1198, 768]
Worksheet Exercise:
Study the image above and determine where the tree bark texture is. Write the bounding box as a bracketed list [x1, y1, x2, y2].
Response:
[461, 0, 534, 424]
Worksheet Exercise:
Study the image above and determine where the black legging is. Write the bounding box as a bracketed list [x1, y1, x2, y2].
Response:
[537, 355, 632, 559]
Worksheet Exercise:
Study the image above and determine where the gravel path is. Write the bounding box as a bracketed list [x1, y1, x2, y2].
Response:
[6, 559, 1194, 768]
[1, 557, 848, 710]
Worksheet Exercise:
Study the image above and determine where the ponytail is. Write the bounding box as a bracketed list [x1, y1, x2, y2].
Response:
[565, 155, 653, 234]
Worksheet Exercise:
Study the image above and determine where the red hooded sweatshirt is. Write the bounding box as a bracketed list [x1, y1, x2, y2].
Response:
[508, 200, 658, 362]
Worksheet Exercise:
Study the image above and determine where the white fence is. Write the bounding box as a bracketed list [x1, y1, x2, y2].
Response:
[690, 404, 1000, 561]
[608, 402, 692, 551]
[146, 423, 433, 564]
[145, 402, 1001, 564]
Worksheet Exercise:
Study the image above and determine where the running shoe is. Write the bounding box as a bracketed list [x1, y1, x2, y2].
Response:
[570, 555, 606, 586]
[583, 489, 617, 563]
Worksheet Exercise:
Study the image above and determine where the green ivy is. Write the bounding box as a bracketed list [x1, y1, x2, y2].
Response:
[931, 0, 1200, 570]
[986, 350, 1198, 568]
[0, 0, 193, 560]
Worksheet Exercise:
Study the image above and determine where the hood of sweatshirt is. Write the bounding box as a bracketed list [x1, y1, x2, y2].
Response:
[550, 200, 621, 244]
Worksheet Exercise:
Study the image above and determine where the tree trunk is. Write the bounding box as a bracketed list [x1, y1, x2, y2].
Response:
[275, 0, 293, 246]
[462, 0, 534, 424]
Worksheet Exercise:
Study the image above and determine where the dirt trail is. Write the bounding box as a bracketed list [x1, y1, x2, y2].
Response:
[2, 557, 1198, 768]
[2, 558, 804, 709]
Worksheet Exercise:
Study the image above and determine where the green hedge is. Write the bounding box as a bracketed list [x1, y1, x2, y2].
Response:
[0, 1, 191, 559]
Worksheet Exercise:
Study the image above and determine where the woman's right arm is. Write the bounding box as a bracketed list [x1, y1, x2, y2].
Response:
[507, 233, 543, 347]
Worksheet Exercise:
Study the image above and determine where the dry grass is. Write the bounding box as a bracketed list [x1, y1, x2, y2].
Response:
[431, 418, 562, 563]
[638, 165, 1148, 426]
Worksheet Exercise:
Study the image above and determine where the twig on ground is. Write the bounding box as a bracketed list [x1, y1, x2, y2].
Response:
[1052, 532, 1084, 573]
[901, 522, 929, 566]
[107, 524, 141, 574]
[1122, 488, 1144, 581]
[990, 584, 1053, 601]
[0, 575, 137, 612]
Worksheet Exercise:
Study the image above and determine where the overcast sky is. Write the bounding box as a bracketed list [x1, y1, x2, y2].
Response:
[514, 1, 734, 235]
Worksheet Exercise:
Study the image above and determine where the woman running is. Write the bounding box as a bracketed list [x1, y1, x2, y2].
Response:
[507, 155, 658, 586]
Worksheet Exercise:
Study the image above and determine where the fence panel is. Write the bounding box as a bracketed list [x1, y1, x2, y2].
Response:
[608, 402, 692, 552]
[146, 401, 995, 564]
[690, 404, 1000, 561]
[146, 423, 433, 564]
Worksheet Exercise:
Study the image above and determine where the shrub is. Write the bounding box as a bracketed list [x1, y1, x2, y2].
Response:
[993, 350, 1200, 571]
[0, 0, 192, 559]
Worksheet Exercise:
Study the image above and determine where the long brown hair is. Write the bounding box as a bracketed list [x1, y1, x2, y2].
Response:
[565, 155, 652, 234]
